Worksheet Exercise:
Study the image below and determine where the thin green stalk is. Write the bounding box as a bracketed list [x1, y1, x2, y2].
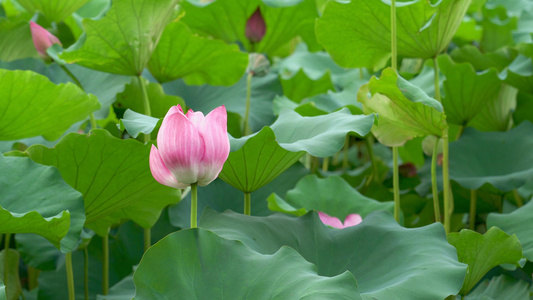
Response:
[60, 65, 97, 129]
[442, 128, 452, 234]
[431, 138, 441, 223]
[365, 136, 379, 182]
[305, 153, 312, 169]
[243, 72, 253, 136]
[322, 157, 330, 172]
[102, 232, 109, 295]
[392, 147, 401, 222]
[359, 68, 364, 80]
[244, 192, 251, 215]
[143, 228, 151, 252]
[3, 233, 10, 295]
[513, 190, 523, 207]
[433, 57, 441, 102]
[342, 135, 350, 169]
[332, 151, 340, 166]
[27, 266, 39, 291]
[84, 247, 89, 300]
[390, 0, 397, 71]
[137, 75, 151, 118]
[310, 156, 319, 173]
[65, 252, 75, 300]
[456, 125, 465, 140]
[190, 183, 198, 228]
[469, 190, 477, 230]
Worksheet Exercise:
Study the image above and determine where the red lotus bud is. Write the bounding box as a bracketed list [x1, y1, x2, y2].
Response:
[245, 8, 266, 43]
[399, 162, 418, 178]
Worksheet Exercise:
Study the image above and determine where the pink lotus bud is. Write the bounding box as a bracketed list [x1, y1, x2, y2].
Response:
[149, 105, 230, 188]
[245, 8, 266, 43]
[399, 162, 417, 178]
[318, 212, 362, 229]
[30, 21, 61, 59]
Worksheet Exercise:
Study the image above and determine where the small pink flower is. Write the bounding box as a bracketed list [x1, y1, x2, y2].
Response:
[318, 212, 362, 229]
[149, 105, 230, 188]
[245, 8, 266, 43]
[30, 21, 61, 59]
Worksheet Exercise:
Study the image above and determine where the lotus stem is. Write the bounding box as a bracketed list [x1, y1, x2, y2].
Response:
[144, 228, 151, 252]
[365, 136, 379, 182]
[102, 232, 109, 295]
[190, 183, 198, 228]
[3, 233, 10, 296]
[342, 135, 350, 169]
[513, 190, 523, 207]
[84, 247, 89, 300]
[393, 147, 401, 223]
[391, 0, 397, 71]
[442, 128, 452, 234]
[431, 137, 441, 223]
[65, 252, 75, 300]
[137, 75, 151, 119]
[433, 57, 441, 102]
[244, 72, 253, 136]
[322, 157, 330, 172]
[244, 192, 251, 216]
[469, 190, 477, 230]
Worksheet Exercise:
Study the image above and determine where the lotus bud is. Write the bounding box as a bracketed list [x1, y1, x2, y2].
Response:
[245, 8, 266, 44]
[30, 21, 61, 59]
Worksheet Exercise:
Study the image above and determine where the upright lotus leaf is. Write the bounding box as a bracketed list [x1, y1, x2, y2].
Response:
[26, 130, 180, 237]
[467, 83, 517, 131]
[503, 55, 533, 95]
[0, 20, 39, 62]
[358, 68, 446, 147]
[148, 21, 248, 86]
[133, 228, 361, 299]
[200, 209, 466, 300]
[487, 200, 533, 261]
[0, 69, 100, 141]
[450, 45, 518, 71]
[180, 0, 318, 55]
[270, 175, 394, 219]
[480, 6, 517, 53]
[0, 249, 21, 300]
[16, 0, 90, 22]
[465, 274, 530, 300]
[118, 110, 161, 139]
[316, 0, 471, 70]
[280, 69, 335, 102]
[447, 227, 523, 295]
[438, 55, 501, 125]
[0, 155, 85, 253]
[60, 0, 177, 75]
[449, 122, 533, 191]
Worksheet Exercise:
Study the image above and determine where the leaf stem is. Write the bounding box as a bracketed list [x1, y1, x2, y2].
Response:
[365, 136, 379, 182]
[102, 232, 109, 295]
[27, 266, 39, 290]
[3, 233, 9, 296]
[65, 252, 75, 300]
[469, 189, 477, 230]
[393, 147, 401, 223]
[190, 183, 198, 228]
[84, 247, 89, 300]
[244, 192, 251, 215]
[322, 157, 330, 172]
[342, 135, 350, 169]
[60, 64, 97, 129]
[391, 0, 397, 71]
[244, 72, 253, 136]
[433, 57, 441, 102]
[137, 75, 152, 119]
[513, 190, 523, 207]
[143, 228, 151, 252]
[431, 137, 441, 223]
[442, 128, 452, 234]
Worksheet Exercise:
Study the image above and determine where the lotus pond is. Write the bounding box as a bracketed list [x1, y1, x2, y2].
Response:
[0, 0, 533, 299]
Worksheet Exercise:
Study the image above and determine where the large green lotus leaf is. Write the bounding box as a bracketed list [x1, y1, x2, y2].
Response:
[503, 55, 533, 95]
[316, 0, 471, 70]
[16, 0, 90, 22]
[0, 69, 100, 141]
[487, 200, 533, 261]
[280, 69, 335, 102]
[133, 228, 361, 299]
[465, 274, 530, 300]
[180, 0, 317, 55]
[26, 130, 180, 236]
[450, 45, 518, 71]
[447, 227, 523, 295]
[448, 122, 533, 191]
[60, 0, 177, 75]
[148, 21, 248, 86]
[118, 110, 161, 139]
[219, 127, 305, 193]
[358, 68, 446, 147]
[438, 55, 501, 125]
[97, 275, 135, 300]
[0, 20, 39, 62]
[200, 209, 466, 300]
[0, 155, 85, 253]
[270, 175, 394, 219]
[480, 6, 517, 53]
[467, 83, 517, 132]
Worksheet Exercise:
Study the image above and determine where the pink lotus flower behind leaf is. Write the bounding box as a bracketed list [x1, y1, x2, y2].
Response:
[30, 21, 61, 59]
[318, 211, 362, 229]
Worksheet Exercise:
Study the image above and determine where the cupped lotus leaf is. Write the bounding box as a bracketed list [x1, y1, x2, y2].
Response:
[219, 127, 305, 193]
[0, 69, 100, 141]
[148, 21, 248, 86]
[117, 109, 161, 139]
[280, 69, 335, 102]
[487, 200, 533, 261]
[467, 83, 517, 132]
[465, 274, 530, 300]
[316, 0, 471, 70]
[133, 228, 361, 299]
[0, 155, 85, 253]
[60, 0, 177, 75]
[200, 209, 467, 300]
[16, 0, 90, 22]
[270, 175, 394, 219]
[180, 0, 318, 55]
[26, 129, 180, 236]
[447, 227, 523, 295]
[439, 55, 501, 125]
[449, 122, 533, 191]
[358, 68, 446, 147]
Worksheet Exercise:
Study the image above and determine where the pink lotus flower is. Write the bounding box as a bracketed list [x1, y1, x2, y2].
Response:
[318, 212, 362, 229]
[245, 8, 266, 43]
[150, 105, 230, 188]
[30, 21, 61, 59]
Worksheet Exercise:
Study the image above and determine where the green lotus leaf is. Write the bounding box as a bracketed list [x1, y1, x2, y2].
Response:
[16, 0, 90, 22]
[133, 228, 361, 299]
[450, 45, 518, 71]
[465, 274, 530, 300]
[0, 20, 38, 62]
[26, 129, 180, 236]
[148, 21, 248, 86]
[467, 83, 517, 132]
[200, 209, 467, 300]
[0, 249, 21, 300]
[280, 69, 335, 102]
[0, 155, 85, 253]
[316, 0, 471, 69]
[447, 227, 523, 295]
[358, 68, 446, 146]
[0, 69, 100, 141]
[60, 0, 177, 75]
[118, 110, 161, 139]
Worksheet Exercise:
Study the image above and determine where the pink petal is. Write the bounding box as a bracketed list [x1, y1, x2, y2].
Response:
[343, 214, 363, 228]
[318, 211, 344, 229]
[157, 108, 204, 184]
[149, 145, 188, 189]
[30, 21, 61, 58]
[197, 106, 230, 186]
[185, 109, 205, 128]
